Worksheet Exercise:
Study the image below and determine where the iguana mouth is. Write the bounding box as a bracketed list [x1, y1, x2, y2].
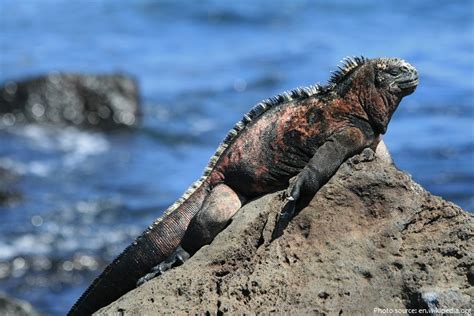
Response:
[395, 60, 418, 91]
[396, 74, 418, 96]
[398, 77, 419, 89]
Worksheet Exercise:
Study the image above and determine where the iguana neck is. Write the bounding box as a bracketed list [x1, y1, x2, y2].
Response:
[342, 71, 400, 135]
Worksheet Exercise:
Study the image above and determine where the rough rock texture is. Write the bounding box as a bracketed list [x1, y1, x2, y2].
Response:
[0, 73, 140, 129]
[0, 293, 39, 316]
[96, 149, 473, 315]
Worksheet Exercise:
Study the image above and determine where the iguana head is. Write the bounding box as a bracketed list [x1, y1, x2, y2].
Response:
[330, 57, 418, 134]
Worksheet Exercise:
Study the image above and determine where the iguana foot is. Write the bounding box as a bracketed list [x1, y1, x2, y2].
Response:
[272, 175, 300, 239]
[272, 194, 296, 239]
[272, 171, 315, 239]
[136, 246, 190, 286]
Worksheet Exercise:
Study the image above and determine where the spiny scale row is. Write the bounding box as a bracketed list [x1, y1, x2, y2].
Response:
[330, 56, 367, 84]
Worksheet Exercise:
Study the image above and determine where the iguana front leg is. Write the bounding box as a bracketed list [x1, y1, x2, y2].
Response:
[137, 184, 244, 286]
[273, 126, 374, 238]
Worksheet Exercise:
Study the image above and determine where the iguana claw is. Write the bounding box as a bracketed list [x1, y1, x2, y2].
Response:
[272, 194, 297, 240]
[136, 246, 190, 287]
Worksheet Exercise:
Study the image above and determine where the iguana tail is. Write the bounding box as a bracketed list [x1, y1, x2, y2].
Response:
[68, 181, 210, 315]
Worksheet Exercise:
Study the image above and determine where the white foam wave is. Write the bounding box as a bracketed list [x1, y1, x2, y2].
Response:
[3, 124, 110, 173]
[0, 227, 134, 261]
[0, 234, 53, 260]
[0, 157, 53, 177]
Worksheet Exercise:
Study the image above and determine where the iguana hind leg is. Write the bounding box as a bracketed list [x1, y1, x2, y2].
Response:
[137, 184, 244, 286]
[181, 183, 245, 253]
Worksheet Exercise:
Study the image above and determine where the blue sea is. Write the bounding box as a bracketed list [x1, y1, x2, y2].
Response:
[0, 0, 472, 314]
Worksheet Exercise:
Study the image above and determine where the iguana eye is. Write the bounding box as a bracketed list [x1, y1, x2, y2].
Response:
[388, 68, 400, 76]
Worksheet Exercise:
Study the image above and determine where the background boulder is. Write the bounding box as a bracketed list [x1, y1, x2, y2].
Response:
[0, 293, 39, 316]
[0, 73, 140, 130]
[0, 167, 21, 206]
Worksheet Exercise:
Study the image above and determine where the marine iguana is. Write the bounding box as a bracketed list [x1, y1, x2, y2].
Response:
[69, 56, 418, 315]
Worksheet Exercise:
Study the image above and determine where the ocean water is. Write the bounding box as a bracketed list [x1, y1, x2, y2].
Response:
[0, 0, 472, 314]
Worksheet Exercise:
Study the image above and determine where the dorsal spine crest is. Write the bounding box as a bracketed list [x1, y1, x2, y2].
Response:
[329, 56, 367, 85]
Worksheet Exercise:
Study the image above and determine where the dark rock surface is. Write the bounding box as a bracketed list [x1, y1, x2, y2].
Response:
[0, 293, 39, 316]
[0, 73, 140, 129]
[96, 148, 473, 315]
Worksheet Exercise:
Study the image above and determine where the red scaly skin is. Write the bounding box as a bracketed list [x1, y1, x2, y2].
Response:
[209, 92, 369, 196]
